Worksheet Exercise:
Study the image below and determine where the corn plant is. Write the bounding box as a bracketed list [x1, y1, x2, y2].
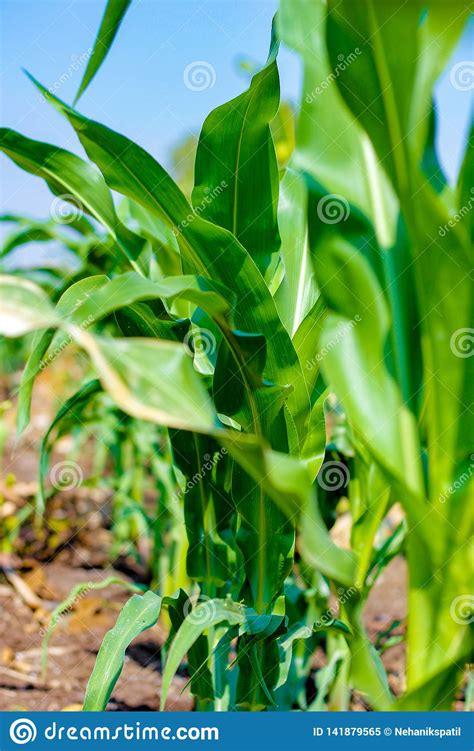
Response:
[38, 383, 185, 583]
[0, 211, 124, 290]
[0, 0, 472, 712]
[279, 0, 473, 709]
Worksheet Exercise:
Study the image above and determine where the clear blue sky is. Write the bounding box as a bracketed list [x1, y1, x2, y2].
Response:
[1, 0, 472, 222]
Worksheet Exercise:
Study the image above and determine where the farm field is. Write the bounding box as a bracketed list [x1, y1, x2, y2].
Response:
[0, 0, 472, 716]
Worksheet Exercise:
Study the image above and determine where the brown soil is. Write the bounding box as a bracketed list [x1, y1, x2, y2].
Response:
[0, 564, 192, 712]
[0, 558, 409, 712]
[365, 556, 406, 699]
[0, 369, 193, 712]
[0, 368, 468, 712]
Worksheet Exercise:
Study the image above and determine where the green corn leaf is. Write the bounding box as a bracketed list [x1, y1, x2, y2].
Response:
[192, 27, 281, 275]
[276, 618, 350, 693]
[17, 328, 61, 431]
[234, 629, 284, 710]
[381, 224, 423, 415]
[16, 275, 109, 434]
[119, 197, 182, 277]
[247, 642, 277, 707]
[171, 432, 236, 588]
[73, 330, 218, 434]
[0, 128, 144, 266]
[325, 0, 472, 557]
[410, 5, 470, 162]
[0, 214, 96, 264]
[311, 234, 424, 504]
[244, 601, 286, 639]
[234, 461, 294, 612]
[341, 597, 392, 710]
[0, 275, 59, 336]
[233, 609, 286, 710]
[213, 330, 291, 434]
[115, 302, 182, 341]
[326, 0, 469, 188]
[299, 486, 356, 586]
[292, 296, 327, 396]
[83, 589, 192, 712]
[0, 274, 218, 434]
[64, 271, 233, 323]
[223, 433, 356, 588]
[300, 388, 328, 481]
[83, 589, 162, 710]
[213, 626, 240, 708]
[160, 598, 246, 710]
[25, 76, 310, 441]
[1, 224, 76, 260]
[275, 624, 313, 691]
[38, 379, 103, 514]
[309, 643, 349, 711]
[326, 0, 420, 193]
[350, 459, 392, 589]
[395, 643, 473, 711]
[420, 103, 448, 194]
[0, 211, 96, 237]
[457, 123, 473, 242]
[274, 168, 319, 336]
[74, 0, 132, 104]
[277, 0, 397, 249]
[16, 271, 230, 435]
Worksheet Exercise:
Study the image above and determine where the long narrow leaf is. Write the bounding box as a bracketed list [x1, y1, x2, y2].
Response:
[74, 0, 132, 104]
[192, 28, 281, 275]
[83, 590, 162, 710]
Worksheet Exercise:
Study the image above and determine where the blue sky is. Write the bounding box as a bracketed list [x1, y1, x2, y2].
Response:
[1, 0, 472, 221]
